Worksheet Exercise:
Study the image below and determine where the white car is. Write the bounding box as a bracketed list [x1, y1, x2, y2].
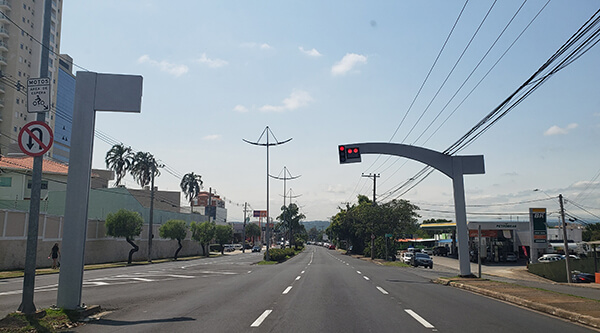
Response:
[401, 252, 414, 264]
[538, 254, 562, 263]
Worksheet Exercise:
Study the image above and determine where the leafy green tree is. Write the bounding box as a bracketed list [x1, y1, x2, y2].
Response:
[245, 223, 261, 244]
[159, 219, 188, 260]
[308, 227, 319, 241]
[105, 209, 144, 264]
[191, 221, 216, 257]
[180, 172, 203, 212]
[276, 203, 306, 249]
[105, 143, 133, 187]
[583, 223, 600, 241]
[327, 195, 420, 259]
[215, 224, 233, 254]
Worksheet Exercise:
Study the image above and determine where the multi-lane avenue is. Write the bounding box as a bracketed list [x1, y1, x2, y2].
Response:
[0, 246, 594, 332]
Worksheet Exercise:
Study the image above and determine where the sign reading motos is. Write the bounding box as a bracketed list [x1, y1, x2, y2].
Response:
[27, 77, 51, 113]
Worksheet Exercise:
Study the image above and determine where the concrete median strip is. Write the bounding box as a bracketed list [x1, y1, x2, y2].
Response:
[434, 277, 600, 329]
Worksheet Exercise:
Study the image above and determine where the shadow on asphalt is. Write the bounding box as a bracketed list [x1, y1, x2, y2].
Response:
[86, 316, 195, 327]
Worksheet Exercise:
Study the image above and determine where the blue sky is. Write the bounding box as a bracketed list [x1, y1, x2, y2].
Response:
[60, 1, 600, 223]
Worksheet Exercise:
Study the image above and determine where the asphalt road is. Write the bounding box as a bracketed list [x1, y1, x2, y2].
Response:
[0, 246, 595, 332]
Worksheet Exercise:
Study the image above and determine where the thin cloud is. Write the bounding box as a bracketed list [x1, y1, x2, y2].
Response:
[203, 134, 221, 141]
[331, 53, 367, 76]
[233, 105, 249, 113]
[259, 90, 313, 113]
[299, 46, 322, 57]
[137, 55, 188, 77]
[196, 53, 228, 68]
[544, 123, 578, 136]
[241, 42, 272, 50]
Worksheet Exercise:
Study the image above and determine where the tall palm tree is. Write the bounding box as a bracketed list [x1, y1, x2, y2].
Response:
[130, 151, 161, 188]
[180, 172, 203, 212]
[130, 151, 162, 262]
[105, 143, 133, 187]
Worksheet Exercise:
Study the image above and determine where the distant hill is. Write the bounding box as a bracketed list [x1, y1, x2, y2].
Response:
[301, 220, 330, 231]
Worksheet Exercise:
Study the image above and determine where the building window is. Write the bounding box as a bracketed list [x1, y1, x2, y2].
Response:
[27, 180, 49, 190]
[0, 177, 11, 187]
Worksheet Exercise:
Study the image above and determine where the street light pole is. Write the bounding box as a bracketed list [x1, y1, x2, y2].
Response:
[243, 127, 291, 261]
[559, 194, 571, 283]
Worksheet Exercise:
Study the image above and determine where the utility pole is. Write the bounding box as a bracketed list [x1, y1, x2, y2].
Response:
[242, 202, 250, 253]
[559, 194, 571, 283]
[19, 0, 52, 314]
[271, 166, 300, 248]
[362, 173, 380, 260]
[243, 126, 292, 261]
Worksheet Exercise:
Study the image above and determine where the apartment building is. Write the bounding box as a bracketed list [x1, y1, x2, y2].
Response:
[0, 0, 63, 156]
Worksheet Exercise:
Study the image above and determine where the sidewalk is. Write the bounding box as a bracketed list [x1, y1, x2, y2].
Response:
[431, 256, 600, 329]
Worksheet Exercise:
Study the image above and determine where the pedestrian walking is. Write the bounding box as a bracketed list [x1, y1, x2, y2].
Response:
[50, 243, 60, 269]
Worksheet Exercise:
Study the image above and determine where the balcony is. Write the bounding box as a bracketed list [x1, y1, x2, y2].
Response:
[0, 27, 8, 38]
[0, 98, 5, 107]
[0, 1, 10, 11]
[0, 40, 7, 52]
[0, 84, 5, 94]
[0, 56, 6, 66]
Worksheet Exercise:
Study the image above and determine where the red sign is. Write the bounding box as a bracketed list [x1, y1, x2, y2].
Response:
[253, 210, 267, 218]
[469, 230, 498, 237]
[18, 121, 54, 157]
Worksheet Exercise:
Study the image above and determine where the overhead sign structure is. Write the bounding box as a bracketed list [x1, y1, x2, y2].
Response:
[18, 121, 53, 156]
[253, 210, 267, 218]
[27, 77, 51, 113]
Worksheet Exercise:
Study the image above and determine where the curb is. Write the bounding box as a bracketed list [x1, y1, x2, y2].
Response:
[434, 278, 600, 329]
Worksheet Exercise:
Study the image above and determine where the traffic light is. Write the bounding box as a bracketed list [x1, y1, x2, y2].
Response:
[338, 145, 361, 164]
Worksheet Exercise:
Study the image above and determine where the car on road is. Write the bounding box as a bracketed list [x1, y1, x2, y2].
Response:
[223, 244, 235, 252]
[252, 245, 262, 253]
[401, 252, 414, 264]
[411, 253, 433, 269]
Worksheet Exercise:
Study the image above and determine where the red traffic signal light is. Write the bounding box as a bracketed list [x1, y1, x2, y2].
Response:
[338, 145, 361, 164]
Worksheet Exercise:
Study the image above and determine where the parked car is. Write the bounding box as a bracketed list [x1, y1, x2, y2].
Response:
[411, 253, 433, 269]
[505, 252, 518, 262]
[328, 243, 336, 250]
[223, 244, 235, 252]
[401, 252, 414, 264]
[422, 248, 433, 256]
[538, 254, 562, 263]
[252, 245, 262, 253]
[433, 246, 448, 256]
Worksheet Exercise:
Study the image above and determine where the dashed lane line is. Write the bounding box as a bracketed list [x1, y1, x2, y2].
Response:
[251, 310, 273, 327]
[283, 286, 293, 294]
[405, 309, 435, 329]
[376, 286, 389, 295]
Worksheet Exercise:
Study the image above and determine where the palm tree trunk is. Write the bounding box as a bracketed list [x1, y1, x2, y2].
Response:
[126, 236, 139, 264]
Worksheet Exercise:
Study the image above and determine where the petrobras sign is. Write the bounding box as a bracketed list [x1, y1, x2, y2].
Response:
[467, 221, 524, 230]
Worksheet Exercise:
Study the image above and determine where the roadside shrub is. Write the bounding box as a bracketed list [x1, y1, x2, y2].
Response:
[264, 248, 296, 262]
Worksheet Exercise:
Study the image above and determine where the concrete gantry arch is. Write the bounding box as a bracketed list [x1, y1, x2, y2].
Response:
[340, 142, 485, 277]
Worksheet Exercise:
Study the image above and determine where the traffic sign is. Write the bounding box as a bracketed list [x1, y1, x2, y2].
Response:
[18, 121, 53, 156]
[27, 77, 51, 113]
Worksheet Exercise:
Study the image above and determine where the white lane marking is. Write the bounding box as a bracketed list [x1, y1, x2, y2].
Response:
[346, 263, 349, 265]
[248, 271, 252, 274]
[251, 310, 273, 327]
[167, 274, 195, 279]
[376, 286, 389, 295]
[357, 271, 362, 274]
[405, 309, 435, 329]
[295, 276, 301, 281]
[301, 270, 305, 274]
[283, 286, 293, 294]
[363, 276, 370, 281]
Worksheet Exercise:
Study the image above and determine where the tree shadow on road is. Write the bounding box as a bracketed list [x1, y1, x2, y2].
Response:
[85, 316, 195, 327]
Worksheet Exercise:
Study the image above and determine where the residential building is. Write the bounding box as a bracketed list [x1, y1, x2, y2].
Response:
[192, 191, 228, 224]
[0, 0, 63, 156]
